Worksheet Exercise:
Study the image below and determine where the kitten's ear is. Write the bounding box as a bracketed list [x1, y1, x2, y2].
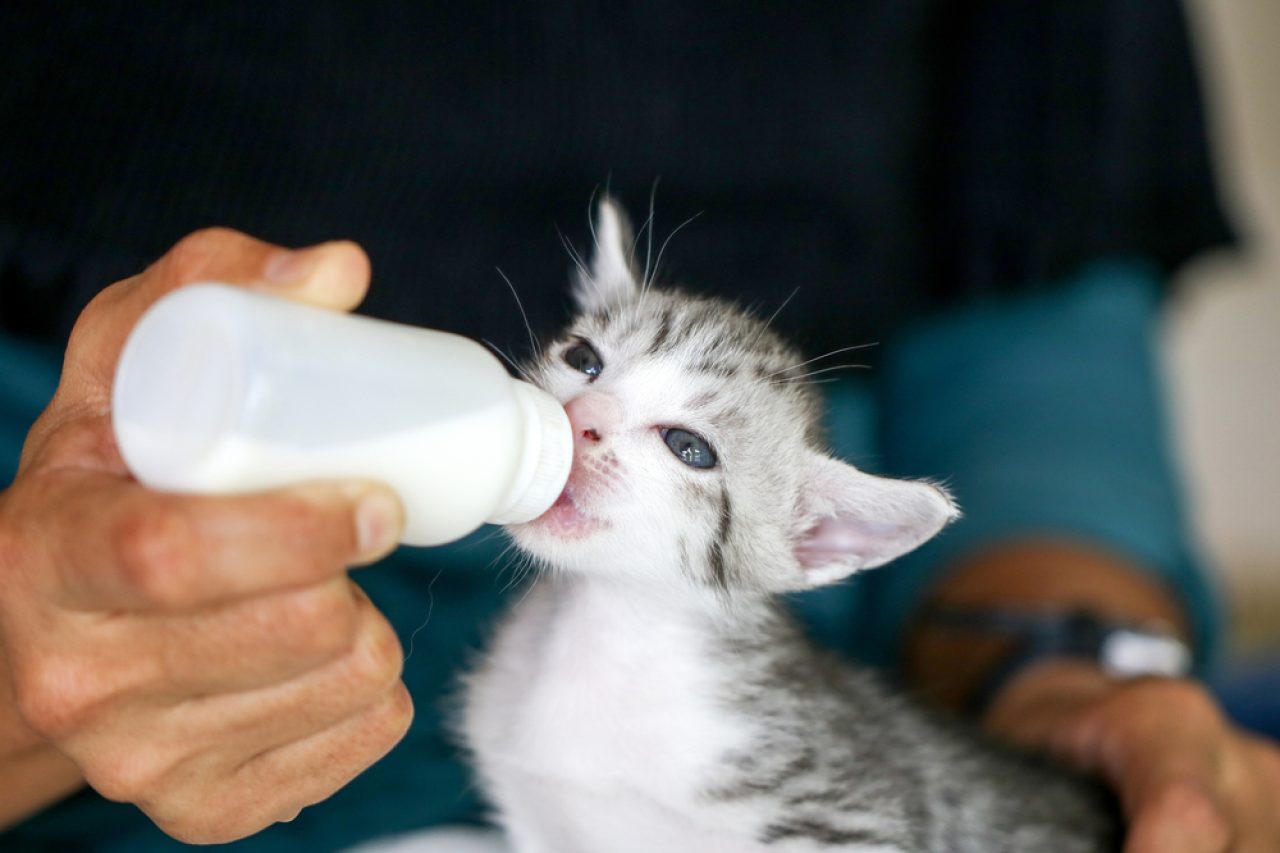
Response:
[573, 196, 640, 313]
[793, 454, 959, 587]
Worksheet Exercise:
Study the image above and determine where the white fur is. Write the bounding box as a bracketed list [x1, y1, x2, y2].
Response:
[466, 575, 921, 852]
[465, 579, 778, 852]
[463, 199, 958, 852]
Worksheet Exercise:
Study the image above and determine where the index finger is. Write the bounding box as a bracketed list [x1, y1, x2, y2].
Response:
[68, 229, 372, 394]
[37, 469, 403, 611]
[23, 231, 373, 479]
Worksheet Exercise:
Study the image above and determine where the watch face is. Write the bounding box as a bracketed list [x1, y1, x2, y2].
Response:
[1101, 629, 1192, 678]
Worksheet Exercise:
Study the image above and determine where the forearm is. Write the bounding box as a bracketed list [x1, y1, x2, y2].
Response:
[872, 259, 1221, 687]
[902, 539, 1190, 712]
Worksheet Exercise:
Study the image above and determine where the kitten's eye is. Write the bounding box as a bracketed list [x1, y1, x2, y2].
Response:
[563, 340, 603, 380]
[661, 428, 718, 470]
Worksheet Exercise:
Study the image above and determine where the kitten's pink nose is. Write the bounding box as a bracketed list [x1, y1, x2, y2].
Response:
[564, 393, 622, 446]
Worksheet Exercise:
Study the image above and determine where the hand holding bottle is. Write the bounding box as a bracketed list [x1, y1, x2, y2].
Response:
[0, 229, 412, 842]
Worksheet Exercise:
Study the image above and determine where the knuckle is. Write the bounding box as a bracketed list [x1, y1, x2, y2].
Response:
[273, 582, 359, 659]
[155, 818, 215, 846]
[154, 785, 297, 844]
[359, 683, 415, 759]
[64, 283, 129, 354]
[0, 513, 30, 584]
[20, 416, 113, 477]
[345, 613, 404, 692]
[155, 811, 249, 846]
[73, 285, 115, 329]
[12, 654, 103, 739]
[112, 504, 199, 606]
[379, 681, 415, 737]
[44, 418, 110, 464]
[164, 227, 244, 284]
[83, 747, 169, 805]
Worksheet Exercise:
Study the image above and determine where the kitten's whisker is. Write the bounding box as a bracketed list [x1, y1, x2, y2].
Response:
[471, 527, 507, 546]
[401, 567, 443, 665]
[647, 211, 703, 292]
[490, 541, 527, 593]
[485, 540, 518, 572]
[770, 363, 871, 384]
[502, 547, 540, 598]
[586, 185, 603, 261]
[561, 228, 613, 313]
[495, 267, 542, 364]
[627, 183, 657, 287]
[631, 213, 653, 289]
[763, 343, 879, 379]
[641, 179, 660, 304]
[481, 339, 534, 383]
[750, 286, 802, 350]
[776, 377, 844, 387]
[512, 556, 547, 608]
[762, 287, 801, 331]
[556, 223, 592, 282]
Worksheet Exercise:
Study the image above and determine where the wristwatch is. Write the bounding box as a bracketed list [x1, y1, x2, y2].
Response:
[919, 605, 1194, 714]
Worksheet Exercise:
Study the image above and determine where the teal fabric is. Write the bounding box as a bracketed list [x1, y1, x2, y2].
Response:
[866, 258, 1221, 674]
[1, 258, 1220, 850]
[0, 334, 61, 487]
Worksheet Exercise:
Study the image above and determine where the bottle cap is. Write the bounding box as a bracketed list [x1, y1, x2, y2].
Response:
[486, 381, 573, 524]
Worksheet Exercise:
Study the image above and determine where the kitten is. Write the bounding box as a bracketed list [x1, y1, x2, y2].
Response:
[462, 199, 1118, 852]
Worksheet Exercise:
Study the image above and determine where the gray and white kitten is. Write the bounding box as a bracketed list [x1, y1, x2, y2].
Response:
[462, 200, 1118, 852]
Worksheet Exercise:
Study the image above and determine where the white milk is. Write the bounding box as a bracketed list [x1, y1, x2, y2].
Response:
[112, 284, 572, 546]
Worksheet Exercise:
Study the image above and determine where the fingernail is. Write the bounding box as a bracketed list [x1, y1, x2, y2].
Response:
[263, 245, 322, 283]
[355, 489, 403, 560]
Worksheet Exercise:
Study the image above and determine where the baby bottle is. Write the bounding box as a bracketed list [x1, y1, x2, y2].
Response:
[112, 284, 571, 546]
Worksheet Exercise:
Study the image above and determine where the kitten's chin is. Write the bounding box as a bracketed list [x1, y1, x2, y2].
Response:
[514, 486, 606, 542]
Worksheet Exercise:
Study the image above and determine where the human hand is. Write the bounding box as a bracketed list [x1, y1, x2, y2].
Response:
[987, 661, 1280, 853]
[0, 228, 412, 842]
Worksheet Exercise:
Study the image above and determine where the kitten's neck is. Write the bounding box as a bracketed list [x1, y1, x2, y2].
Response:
[534, 570, 796, 649]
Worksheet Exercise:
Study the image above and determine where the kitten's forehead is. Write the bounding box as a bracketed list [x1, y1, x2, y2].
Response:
[572, 290, 824, 443]
[578, 291, 794, 368]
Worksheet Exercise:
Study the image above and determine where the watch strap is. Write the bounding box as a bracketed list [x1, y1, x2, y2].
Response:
[918, 605, 1192, 715]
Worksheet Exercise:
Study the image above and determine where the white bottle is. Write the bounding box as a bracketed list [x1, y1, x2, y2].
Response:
[112, 284, 572, 546]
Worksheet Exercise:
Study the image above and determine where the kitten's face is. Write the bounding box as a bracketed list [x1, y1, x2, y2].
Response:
[506, 200, 956, 596]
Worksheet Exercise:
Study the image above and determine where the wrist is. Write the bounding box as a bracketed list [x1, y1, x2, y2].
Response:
[920, 604, 1192, 715]
[903, 540, 1191, 712]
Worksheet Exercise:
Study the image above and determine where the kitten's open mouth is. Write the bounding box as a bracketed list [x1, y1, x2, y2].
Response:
[533, 484, 604, 539]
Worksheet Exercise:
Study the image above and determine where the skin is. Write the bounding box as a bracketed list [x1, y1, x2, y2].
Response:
[906, 540, 1280, 853]
[0, 229, 412, 843]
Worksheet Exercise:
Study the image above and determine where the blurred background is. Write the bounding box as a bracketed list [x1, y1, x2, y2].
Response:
[1169, 0, 1280, 654]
